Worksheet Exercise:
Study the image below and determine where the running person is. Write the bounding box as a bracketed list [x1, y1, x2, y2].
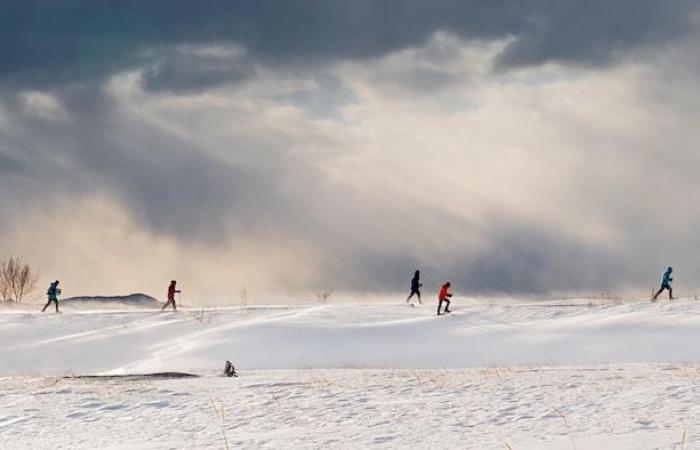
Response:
[161, 280, 181, 311]
[41, 280, 61, 313]
[437, 282, 452, 315]
[652, 267, 673, 301]
[406, 270, 423, 305]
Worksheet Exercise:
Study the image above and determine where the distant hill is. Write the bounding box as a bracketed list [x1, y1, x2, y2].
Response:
[60, 293, 161, 308]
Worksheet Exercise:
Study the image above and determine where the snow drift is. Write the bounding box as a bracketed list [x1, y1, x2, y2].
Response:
[58, 293, 161, 309]
[2, 298, 700, 376]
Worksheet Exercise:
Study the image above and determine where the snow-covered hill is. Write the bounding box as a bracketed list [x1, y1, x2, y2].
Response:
[59, 293, 161, 309]
[2, 298, 700, 449]
[1, 299, 699, 375]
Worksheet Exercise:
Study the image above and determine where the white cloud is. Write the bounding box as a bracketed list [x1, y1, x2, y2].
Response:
[20, 91, 70, 122]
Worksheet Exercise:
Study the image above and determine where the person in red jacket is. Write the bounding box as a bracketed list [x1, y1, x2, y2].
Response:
[161, 280, 181, 311]
[437, 282, 452, 315]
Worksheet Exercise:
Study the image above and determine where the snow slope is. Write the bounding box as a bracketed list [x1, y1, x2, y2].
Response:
[2, 299, 700, 449]
[1, 299, 699, 375]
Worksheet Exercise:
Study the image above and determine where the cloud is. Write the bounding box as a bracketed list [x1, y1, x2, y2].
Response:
[495, 1, 698, 69]
[140, 45, 255, 93]
[0, 1, 697, 92]
[1, 85, 311, 242]
[0, 194, 320, 301]
[1, 5, 700, 299]
[0, 151, 23, 176]
[20, 91, 70, 123]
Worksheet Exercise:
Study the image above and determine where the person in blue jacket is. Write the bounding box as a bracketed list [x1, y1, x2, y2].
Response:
[41, 280, 61, 313]
[652, 267, 673, 301]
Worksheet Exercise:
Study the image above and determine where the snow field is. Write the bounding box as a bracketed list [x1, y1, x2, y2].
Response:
[2, 366, 699, 449]
[2, 298, 700, 448]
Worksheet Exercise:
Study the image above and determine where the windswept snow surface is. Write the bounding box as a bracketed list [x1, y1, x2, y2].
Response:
[2, 299, 700, 448]
[2, 300, 700, 374]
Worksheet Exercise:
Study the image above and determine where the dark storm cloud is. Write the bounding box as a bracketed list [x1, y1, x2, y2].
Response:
[459, 227, 623, 294]
[317, 220, 625, 295]
[0, 0, 697, 90]
[0, 88, 301, 242]
[495, 1, 698, 69]
[140, 46, 255, 93]
[0, 149, 24, 175]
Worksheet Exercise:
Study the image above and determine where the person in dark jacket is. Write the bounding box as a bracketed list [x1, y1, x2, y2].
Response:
[652, 267, 673, 301]
[161, 280, 181, 311]
[41, 280, 61, 313]
[437, 282, 452, 315]
[406, 270, 423, 305]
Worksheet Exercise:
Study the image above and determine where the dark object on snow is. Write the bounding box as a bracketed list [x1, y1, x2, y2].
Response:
[65, 372, 200, 380]
[224, 360, 237, 377]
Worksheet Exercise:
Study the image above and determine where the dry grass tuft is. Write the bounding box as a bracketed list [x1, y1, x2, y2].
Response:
[210, 399, 229, 450]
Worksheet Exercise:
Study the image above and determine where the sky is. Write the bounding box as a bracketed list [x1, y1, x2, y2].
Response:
[1, 1, 700, 302]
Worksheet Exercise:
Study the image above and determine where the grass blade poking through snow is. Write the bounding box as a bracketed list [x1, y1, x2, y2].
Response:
[210, 399, 229, 450]
[553, 405, 577, 450]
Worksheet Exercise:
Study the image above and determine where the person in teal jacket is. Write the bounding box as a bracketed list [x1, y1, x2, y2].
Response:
[652, 267, 673, 301]
[41, 280, 61, 313]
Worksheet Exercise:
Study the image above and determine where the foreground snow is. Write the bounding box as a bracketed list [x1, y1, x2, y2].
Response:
[2, 299, 700, 448]
[2, 366, 699, 449]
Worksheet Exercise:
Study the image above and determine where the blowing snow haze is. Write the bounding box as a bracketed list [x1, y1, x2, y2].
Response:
[1, 1, 700, 301]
